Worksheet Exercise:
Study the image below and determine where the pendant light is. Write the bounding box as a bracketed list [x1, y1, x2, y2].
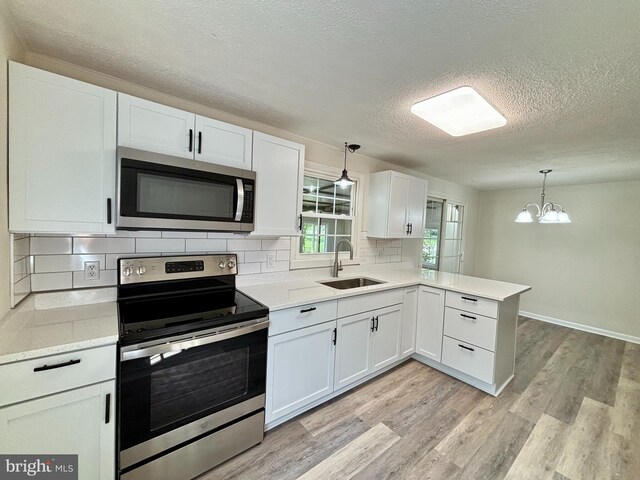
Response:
[335, 142, 360, 188]
[515, 170, 571, 224]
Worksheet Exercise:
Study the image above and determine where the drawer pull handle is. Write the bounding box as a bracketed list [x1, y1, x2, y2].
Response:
[300, 307, 317, 313]
[460, 314, 477, 321]
[458, 344, 475, 352]
[461, 296, 478, 302]
[33, 359, 81, 372]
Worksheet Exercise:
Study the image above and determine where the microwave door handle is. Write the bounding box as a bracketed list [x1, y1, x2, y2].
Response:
[235, 178, 244, 221]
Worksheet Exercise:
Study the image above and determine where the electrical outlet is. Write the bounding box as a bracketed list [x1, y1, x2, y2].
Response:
[84, 261, 100, 280]
[266, 254, 276, 268]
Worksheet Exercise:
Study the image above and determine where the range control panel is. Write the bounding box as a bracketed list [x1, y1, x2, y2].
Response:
[119, 254, 237, 285]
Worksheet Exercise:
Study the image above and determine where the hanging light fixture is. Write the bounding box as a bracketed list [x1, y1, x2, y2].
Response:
[335, 142, 360, 188]
[515, 170, 571, 224]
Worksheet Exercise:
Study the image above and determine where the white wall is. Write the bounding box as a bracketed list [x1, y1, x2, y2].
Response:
[20, 53, 480, 273]
[0, 5, 25, 317]
[474, 180, 640, 339]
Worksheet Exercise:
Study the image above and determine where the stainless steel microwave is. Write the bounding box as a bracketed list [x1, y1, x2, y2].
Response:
[116, 147, 255, 232]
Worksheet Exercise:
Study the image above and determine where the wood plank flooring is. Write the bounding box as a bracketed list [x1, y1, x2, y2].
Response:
[200, 318, 639, 479]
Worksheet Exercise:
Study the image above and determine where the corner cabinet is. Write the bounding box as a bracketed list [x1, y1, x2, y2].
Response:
[9, 62, 117, 234]
[117, 93, 253, 169]
[367, 171, 427, 239]
[251, 132, 305, 236]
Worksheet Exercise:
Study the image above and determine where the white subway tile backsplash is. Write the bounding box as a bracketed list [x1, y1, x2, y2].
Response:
[261, 238, 291, 250]
[23, 229, 401, 295]
[73, 237, 136, 254]
[238, 262, 261, 275]
[244, 250, 274, 263]
[227, 239, 262, 251]
[72, 270, 118, 288]
[185, 239, 227, 252]
[14, 236, 32, 257]
[30, 236, 72, 255]
[35, 254, 106, 273]
[135, 238, 186, 253]
[32, 272, 73, 291]
[162, 231, 207, 239]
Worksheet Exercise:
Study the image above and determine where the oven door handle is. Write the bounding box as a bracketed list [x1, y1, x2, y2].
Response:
[121, 320, 269, 362]
[235, 178, 245, 222]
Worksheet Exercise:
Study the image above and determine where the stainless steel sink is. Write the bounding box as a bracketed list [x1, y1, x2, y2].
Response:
[319, 277, 386, 290]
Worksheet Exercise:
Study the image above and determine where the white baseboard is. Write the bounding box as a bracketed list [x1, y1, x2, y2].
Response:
[519, 310, 640, 345]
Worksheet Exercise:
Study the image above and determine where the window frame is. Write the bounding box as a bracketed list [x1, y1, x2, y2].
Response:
[422, 193, 468, 273]
[290, 162, 363, 270]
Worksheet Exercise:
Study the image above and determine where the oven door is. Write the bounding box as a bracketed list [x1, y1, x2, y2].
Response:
[118, 321, 268, 471]
[116, 147, 255, 232]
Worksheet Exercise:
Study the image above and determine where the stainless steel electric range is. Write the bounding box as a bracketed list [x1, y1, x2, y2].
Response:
[116, 254, 269, 480]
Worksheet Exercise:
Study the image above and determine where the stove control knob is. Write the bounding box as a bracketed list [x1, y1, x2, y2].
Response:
[122, 266, 133, 277]
[227, 259, 236, 269]
[136, 266, 146, 276]
[219, 261, 227, 269]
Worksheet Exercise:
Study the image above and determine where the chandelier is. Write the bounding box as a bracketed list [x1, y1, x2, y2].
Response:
[515, 170, 571, 224]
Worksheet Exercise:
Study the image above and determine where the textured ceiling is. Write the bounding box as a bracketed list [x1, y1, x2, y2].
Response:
[6, 0, 640, 189]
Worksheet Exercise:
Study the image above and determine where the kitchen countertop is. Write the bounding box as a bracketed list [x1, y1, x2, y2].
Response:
[239, 267, 531, 311]
[0, 297, 118, 365]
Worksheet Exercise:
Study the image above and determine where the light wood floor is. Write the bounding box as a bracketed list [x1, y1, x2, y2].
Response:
[202, 317, 640, 479]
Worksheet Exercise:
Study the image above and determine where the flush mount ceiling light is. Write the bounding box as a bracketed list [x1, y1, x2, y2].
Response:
[515, 170, 571, 224]
[411, 86, 507, 137]
[335, 142, 360, 188]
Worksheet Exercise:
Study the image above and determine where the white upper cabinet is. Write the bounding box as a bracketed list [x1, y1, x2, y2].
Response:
[367, 170, 428, 239]
[118, 94, 253, 169]
[195, 115, 252, 168]
[118, 94, 194, 158]
[9, 62, 116, 234]
[251, 132, 305, 237]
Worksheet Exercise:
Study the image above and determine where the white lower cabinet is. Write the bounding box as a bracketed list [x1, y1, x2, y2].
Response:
[371, 305, 402, 371]
[334, 313, 374, 390]
[0, 346, 116, 480]
[415, 285, 446, 362]
[266, 321, 336, 423]
[441, 336, 495, 384]
[334, 304, 402, 390]
[401, 286, 418, 358]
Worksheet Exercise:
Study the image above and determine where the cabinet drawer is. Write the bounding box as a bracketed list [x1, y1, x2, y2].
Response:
[445, 291, 498, 318]
[0, 345, 116, 407]
[337, 288, 403, 318]
[269, 300, 338, 336]
[441, 336, 494, 384]
[444, 307, 497, 352]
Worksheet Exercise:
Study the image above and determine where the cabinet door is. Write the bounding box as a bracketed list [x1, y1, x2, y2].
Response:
[252, 132, 304, 236]
[371, 305, 402, 372]
[0, 381, 115, 480]
[407, 177, 427, 238]
[388, 172, 410, 238]
[334, 313, 374, 390]
[266, 321, 336, 423]
[416, 285, 446, 362]
[194, 115, 252, 168]
[117, 93, 195, 158]
[401, 287, 418, 357]
[9, 62, 116, 234]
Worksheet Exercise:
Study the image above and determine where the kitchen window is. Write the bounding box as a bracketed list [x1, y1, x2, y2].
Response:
[291, 165, 362, 269]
